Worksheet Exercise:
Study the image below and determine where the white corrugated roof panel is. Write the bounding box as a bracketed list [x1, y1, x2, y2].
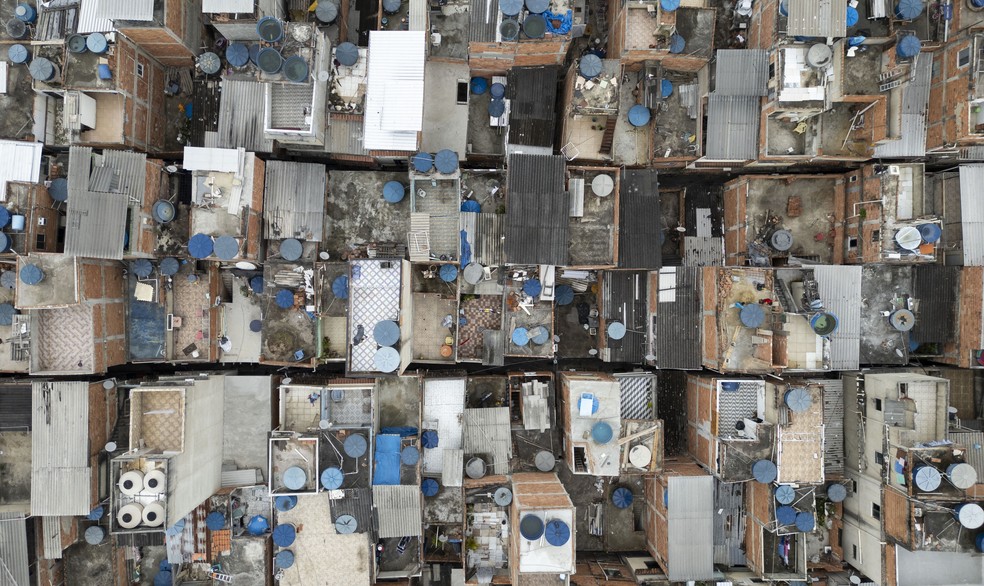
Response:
[363, 31, 426, 151]
[0, 140, 42, 200]
[814, 265, 862, 370]
[94, 0, 154, 21]
[373, 485, 423, 538]
[203, 0, 255, 12]
[960, 165, 984, 266]
[77, 0, 118, 33]
[0, 514, 30, 586]
[667, 475, 714, 581]
[183, 146, 244, 172]
[31, 381, 93, 516]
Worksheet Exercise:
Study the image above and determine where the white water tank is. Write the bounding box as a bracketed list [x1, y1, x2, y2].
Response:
[118, 470, 144, 496]
[144, 469, 166, 492]
[117, 503, 144, 529]
[142, 501, 166, 527]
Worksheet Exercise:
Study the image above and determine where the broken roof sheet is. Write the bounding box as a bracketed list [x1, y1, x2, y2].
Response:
[874, 52, 932, 158]
[372, 485, 423, 538]
[619, 168, 661, 269]
[216, 80, 275, 153]
[93, 0, 154, 21]
[705, 95, 760, 160]
[264, 161, 327, 241]
[0, 141, 42, 200]
[31, 381, 92, 516]
[506, 66, 559, 148]
[363, 31, 426, 151]
[714, 50, 769, 96]
[786, 0, 847, 38]
[504, 154, 569, 265]
[960, 165, 984, 266]
[202, 0, 254, 12]
[65, 147, 147, 259]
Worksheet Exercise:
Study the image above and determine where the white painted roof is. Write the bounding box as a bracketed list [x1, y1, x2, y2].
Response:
[0, 140, 42, 201]
[94, 0, 154, 21]
[183, 147, 245, 173]
[363, 31, 426, 151]
[202, 0, 254, 12]
[77, 0, 118, 33]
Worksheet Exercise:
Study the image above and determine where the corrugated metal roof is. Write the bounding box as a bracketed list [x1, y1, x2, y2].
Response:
[601, 270, 648, 363]
[31, 381, 93, 516]
[263, 160, 326, 241]
[504, 154, 569, 265]
[329, 488, 373, 534]
[712, 480, 745, 567]
[506, 66, 559, 148]
[363, 31, 426, 151]
[654, 267, 701, 369]
[814, 265, 861, 370]
[683, 237, 723, 266]
[714, 50, 768, 96]
[816, 378, 844, 477]
[786, 0, 847, 38]
[373, 485, 422, 538]
[0, 141, 42, 201]
[202, 0, 254, 11]
[442, 448, 464, 487]
[874, 52, 932, 158]
[0, 385, 32, 430]
[65, 147, 146, 259]
[619, 169, 661, 269]
[216, 80, 274, 153]
[468, 0, 500, 41]
[461, 212, 505, 266]
[705, 94, 760, 160]
[0, 513, 30, 586]
[667, 475, 714, 581]
[409, 0, 427, 30]
[94, 0, 154, 20]
[463, 408, 512, 475]
[328, 114, 369, 158]
[911, 264, 957, 344]
[960, 165, 984, 266]
[950, 430, 984, 480]
[77, 0, 117, 33]
[42, 516, 64, 559]
[35, 0, 80, 41]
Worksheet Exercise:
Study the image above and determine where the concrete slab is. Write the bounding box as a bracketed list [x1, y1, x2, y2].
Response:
[431, 0, 470, 59]
[222, 376, 273, 475]
[422, 61, 470, 157]
[377, 376, 421, 429]
[466, 91, 505, 157]
[219, 281, 263, 363]
[0, 431, 30, 511]
[326, 171, 411, 258]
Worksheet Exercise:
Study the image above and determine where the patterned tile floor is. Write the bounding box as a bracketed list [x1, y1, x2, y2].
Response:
[36, 305, 93, 373]
[458, 296, 501, 360]
[617, 375, 656, 421]
[132, 390, 185, 451]
[172, 275, 211, 359]
[349, 260, 401, 372]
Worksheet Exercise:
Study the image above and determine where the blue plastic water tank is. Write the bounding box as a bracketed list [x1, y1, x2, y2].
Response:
[918, 223, 942, 243]
[48, 178, 68, 202]
[612, 487, 634, 509]
[15, 3, 36, 23]
[421, 478, 440, 497]
[7, 44, 28, 64]
[275, 496, 298, 512]
[336, 42, 359, 66]
[579, 54, 603, 78]
[846, 6, 859, 26]
[470, 77, 488, 95]
[775, 484, 796, 505]
[439, 264, 458, 282]
[247, 515, 269, 535]
[523, 14, 546, 38]
[752, 459, 777, 483]
[545, 520, 571, 546]
[628, 104, 650, 127]
[669, 33, 686, 54]
[523, 278, 542, 296]
[461, 199, 481, 212]
[519, 515, 544, 540]
[555, 285, 575, 305]
[205, 511, 225, 530]
[501, 0, 523, 16]
[19, 263, 43, 286]
[321, 467, 344, 489]
[250, 276, 264, 294]
[331, 275, 349, 299]
[512, 327, 529, 346]
[282, 466, 307, 490]
[275, 550, 295, 569]
[272, 524, 296, 547]
[660, 79, 673, 98]
[29, 57, 55, 82]
[526, 0, 549, 12]
[275, 289, 295, 309]
[401, 446, 420, 465]
[226, 43, 249, 67]
[382, 0, 401, 12]
[488, 98, 506, 117]
[0, 303, 17, 326]
[422, 430, 439, 448]
[344, 434, 368, 458]
[776, 506, 797, 525]
[895, 0, 924, 20]
[188, 233, 213, 258]
[0, 208, 10, 229]
[283, 56, 309, 83]
[257, 48, 283, 74]
[412, 152, 434, 172]
[660, 0, 680, 11]
[316, 1, 339, 23]
[86, 33, 108, 54]
[435, 149, 459, 174]
[132, 259, 153, 278]
[279, 238, 303, 261]
[795, 512, 815, 532]
[373, 320, 401, 347]
[826, 483, 848, 502]
[739, 303, 766, 328]
[784, 387, 813, 413]
[529, 326, 550, 345]
[383, 181, 406, 203]
[160, 257, 180, 276]
[213, 235, 239, 260]
[914, 465, 943, 491]
[257, 17, 284, 42]
[591, 421, 614, 444]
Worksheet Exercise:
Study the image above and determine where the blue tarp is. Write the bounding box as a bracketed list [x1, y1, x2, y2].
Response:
[381, 426, 419, 437]
[460, 230, 472, 267]
[544, 10, 572, 34]
[373, 434, 402, 485]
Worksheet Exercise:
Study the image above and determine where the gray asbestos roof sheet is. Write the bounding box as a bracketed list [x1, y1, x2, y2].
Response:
[468, 0, 500, 42]
[373, 485, 423, 538]
[619, 169, 661, 269]
[786, 0, 847, 38]
[705, 95, 760, 160]
[814, 265, 862, 370]
[31, 381, 92, 516]
[667, 475, 714, 581]
[264, 161, 327, 241]
[0, 514, 29, 586]
[654, 267, 701, 370]
[463, 408, 512, 474]
[216, 80, 274, 153]
[960, 165, 984, 266]
[874, 52, 932, 158]
[504, 154, 569, 265]
[714, 50, 769, 96]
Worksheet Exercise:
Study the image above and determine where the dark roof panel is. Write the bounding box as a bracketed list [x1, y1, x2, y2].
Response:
[911, 264, 958, 345]
[601, 270, 648, 363]
[619, 169, 661, 269]
[504, 154, 569, 266]
[506, 66, 559, 149]
[654, 267, 701, 369]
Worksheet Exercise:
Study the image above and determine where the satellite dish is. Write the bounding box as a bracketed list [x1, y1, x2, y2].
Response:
[165, 165, 178, 173]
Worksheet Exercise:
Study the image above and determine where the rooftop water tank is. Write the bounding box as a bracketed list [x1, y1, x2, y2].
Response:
[256, 48, 282, 74]
[321, 466, 344, 489]
[334, 514, 358, 533]
[373, 320, 401, 347]
[257, 17, 284, 42]
[279, 238, 303, 261]
[591, 421, 614, 444]
[914, 465, 943, 491]
[739, 303, 766, 328]
[784, 387, 813, 413]
[435, 149, 458, 174]
[607, 321, 626, 340]
[421, 478, 440, 497]
[160, 257, 180, 277]
[49, 178, 68, 202]
[526, 0, 550, 11]
[331, 275, 349, 299]
[523, 14, 546, 39]
[535, 450, 555, 471]
[530, 326, 550, 345]
[0, 303, 17, 326]
[545, 520, 571, 546]
[336, 42, 359, 66]
[132, 259, 153, 278]
[896, 34, 921, 59]
[628, 104, 651, 127]
[6, 19, 27, 43]
[316, 1, 338, 23]
[152, 200, 175, 223]
[374, 346, 400, 372]
[752, 459, 778, 483]
[807, 43, 833, 68]
[275, 496, 298, 512]
[776, 505, 797, 525]
[84, 526, 106, 545]
[117, 503, 143, 529]
[466, 456, 487, 479]
[512, 327, 529, 346]
[501, 0, 523, 16]
[188, 233, 213, 258]
[523, 278, 542, 297]
[198, 51, 221, 75]
[275, 289, 295, 309]
[383, 181, 406, 203]
[775, 484, 796, 505]
[412, 152, 434, 172]
[226, 43, 249, 67]
[401, 446, 420, 466]
[579, 54, 604, 79]
[957, 503, 984, 529]
[470, 77, 488, 94]
[612, 487, 634, 509]
[142, 501, 165, 527]
[660, 79, 673, 98]
[439, 264, 458, 282]
[826, 483, 848, 503]
[520, 514, 545, 540]
[889, 308, 916, 332]
[344, 434, 368, 458]
[28, 57, 55, 82]
[555, 285, 575, 305]
[494, 486, 513, 506]
[284, 56, 309, 83]
[489, 98, 506, 117]
[895, 0, 924, 19]
[660, 0, 680, 11]
[247, 515, 269, 535]
[918, 223, 942, 243]
[250, 276, 265, 294]
[669, 33, 686, 54]
[205, 511, 226, 530]
[145, 468, 165, 491]
[282, 466, 307, 490]
[8, 44, 29, 64]
[500, 17, 520, 40]
[19, 263, 44, 285]
[771, 229, 794, 250]
[272, 524, 296, 547]
[948, 462, 978, 489]
[383, 0, 401, 12]
[275, 550, 295, 569]
[810, 311, 838, 336]
[86, 33, 108, 54]
[795, 512, 815, 532]
[15, 3, 36, 23]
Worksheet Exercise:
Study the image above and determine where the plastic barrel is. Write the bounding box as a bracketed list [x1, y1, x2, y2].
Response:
[87, 33, 109, 54]
[257, 48, 283, 74]
[470, 77, 488, 95]
[257, 17, 284, 42]
[523, 14, 546, 38]
[8, 44, 29, 64]
[283, 56, 309, 83]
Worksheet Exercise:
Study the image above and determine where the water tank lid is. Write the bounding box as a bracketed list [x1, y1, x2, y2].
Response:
[84, 525, 106, 545]
[500, 17, 520, 40]
[772, 229, 794, 251]
[275, 550, 295, 569]
[795, 511, 815, 532]
[592, 173, 615, 197]
[86, 33, 108, 53]
[275, 495, 298, 512]
[846, 5, 859, 26]
[435, 149, 459, 174]
[466, 457, 487, 479]
[279, 237, 303, 261]
[256, 48, 283, 74]
[661, 0, 681, 10]
[629, 444, 652, 467]
[918, 223, 942, 243]
[948, 462, 978, 489]
[331, 275, 349, 299]
[272, 524, 297, 547]
[152, 200, 175, 223]
[895, 0, 924, 19]
[897, 34, 921, 58]
[826, 483, 848, 502]
[545, 520, 571, 546]
[344, 433, 368, 458]
[776, 505, 797, 525]
[159, 257, 180, 277]
[490, 82, 506, 99]
[374, 346, 400, 373]
[316, 1, 339, 23]
[283, 466, 307, 490]
[555, 284, 575, 306]
[421, 478, 440, 497]
[439, 264, 458, 282]
[753, 459, 778, 483]
[7, 44, 28, 64]
[383, 181, 406, 203]
[249, 276, 264, 294]
[628, 104, 651, 127]
[512, 327, 530, 346]
[591, 421, 614, 444]
[401, 445, 420, 466]
[275, 289, 295, 309]
[784, 387, 813, 413]
[889, 309, 916, 332]
[526, 0, 550, 12]
[914, 465, 943, 491]
[257, 16, 285, 42]
[775, 484, 796, 505]
[523, 278, 542, 297]
[471, 77, 489, 95]
[188, 233, 213, 258]
[535, 450, 555, 471]
[335, 42, 359, 66]
[958, 503, 984, 529]
[20, 263, 43, 285]
[132, 259, 153, 278]
[247, 515, 269, 535]
[334, 514, 358, 534]
[523, 14, 546, 39]
[501, 0, 523, 15]
[29, 57, 55, 81]
[205, 511, 225, 530]
[739, 303, 766, 328]
[373, 320, 401, 347]
[226, 43, 249, 67]
[284, 55, 309, 83]
[494, 486, 513, 506]
[607, 321, 627, 340]
[488, 98, 506, 117]
[529, 325, 550, 345]
[612, 487, 634, 509]
[520, 514, 545, 540]
[321, 466, 344, 489]
[669, 33, 686, 54]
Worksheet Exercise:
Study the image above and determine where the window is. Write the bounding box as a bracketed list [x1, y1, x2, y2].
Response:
[872, 503, 881, 519]
[852, 544, 858, 560]
[874, 398, 882, 411]
[875, 451, 885, 465]
[35, 233, 45, 250]
[849, 237, 859, 249]
[456, 80, 468, 104]
[959, 48, 971, 68]
[136, 63, 145, 78]
[872, 229, 881, 242]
